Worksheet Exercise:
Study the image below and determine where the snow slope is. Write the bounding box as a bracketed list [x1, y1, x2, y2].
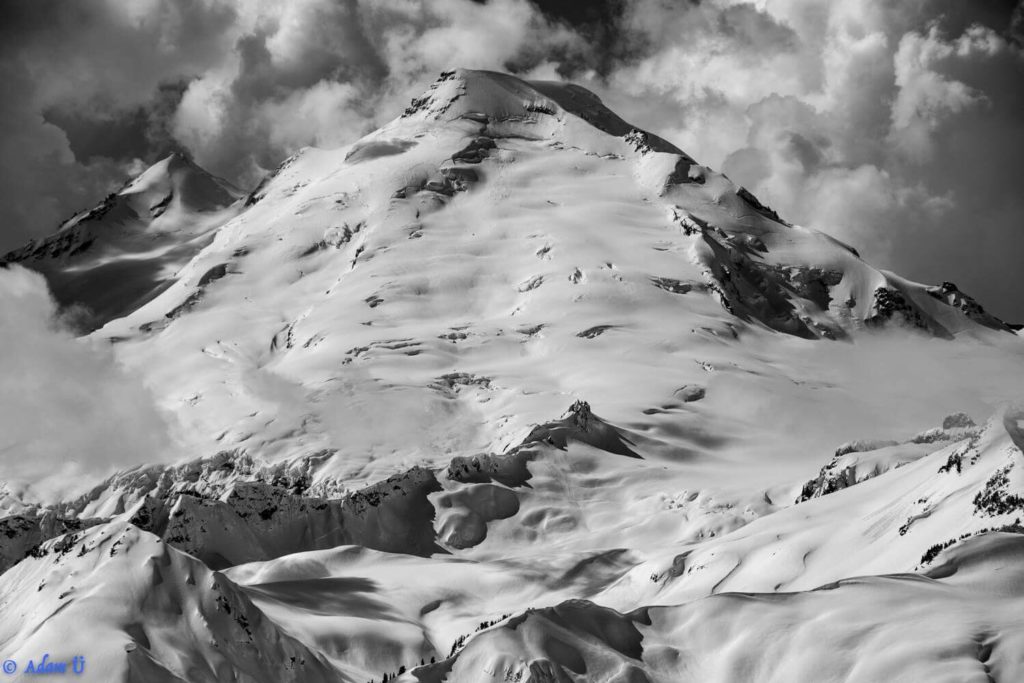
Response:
[438, 532, 1024, 683]
[0, 521, 338, 682]
[1, 69, 1023, 682]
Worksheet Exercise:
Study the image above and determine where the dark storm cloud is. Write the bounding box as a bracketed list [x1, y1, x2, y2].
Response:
[515, 0, 640, 76]
[162, 0, 583, 188]
[0, 0, 238, 250]
[1, 0, 1022, 319]
[42, 106, 152, 164]
[41, 79, 195, 166]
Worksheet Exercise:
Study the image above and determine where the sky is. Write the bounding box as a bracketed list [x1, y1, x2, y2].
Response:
[0, 0, 1022, 319]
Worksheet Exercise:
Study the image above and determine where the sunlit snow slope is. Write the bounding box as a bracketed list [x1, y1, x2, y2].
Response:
[2, 69, 1023, 683]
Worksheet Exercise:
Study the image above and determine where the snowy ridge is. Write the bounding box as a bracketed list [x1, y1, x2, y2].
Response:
[2, 153, 243, 331]
[2, 406, 1021, 681]
[796, 412, 982, 502]
[435, 532, 1024, 683]
[0, 522, 337, 682]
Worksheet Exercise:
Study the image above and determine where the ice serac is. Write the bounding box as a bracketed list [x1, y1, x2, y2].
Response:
[1, 152, 243, 331]
[1, 69, 1023, 683]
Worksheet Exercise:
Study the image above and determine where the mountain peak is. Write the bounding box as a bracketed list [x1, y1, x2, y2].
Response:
[2, 152, 244, 332]
[119, 152, 241, 213]
[400, 69, 683, 155]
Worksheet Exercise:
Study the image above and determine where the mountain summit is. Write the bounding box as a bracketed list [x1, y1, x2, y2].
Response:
[2, 70, 1023, 682]
[9, 70, 1012, 338]
[2, 152, 243, 330]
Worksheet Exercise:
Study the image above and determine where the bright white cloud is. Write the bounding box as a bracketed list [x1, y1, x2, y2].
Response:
[597, 0, 1024, 319]
[889, 25, 988, 162]
[0, 266, 175, 503]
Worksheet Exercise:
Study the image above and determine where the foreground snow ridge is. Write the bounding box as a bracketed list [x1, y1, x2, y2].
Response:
[2, 69, 1023, 682]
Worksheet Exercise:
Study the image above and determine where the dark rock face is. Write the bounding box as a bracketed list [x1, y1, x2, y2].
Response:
[799, 418, 985, 503]
[798, 439, 907, 503]
[403, 69, 460, 117]
[246, 152, 302, 206]
[943, 413, 976, 430]
[736, 186, 788, 225]
[6, 400, 659, 573]
[865, 286, 948, 337]
[451, 137, 496, 164]
[797, 464, 860, 503]
[0, 512, 104, 573]
[889, 280, 1014, 336]
[673, 385, 706, 403]
[2, 195, 124, 265]
[131, 465, 446, 569]
[870, 287, 914, 322]
[768, 265, 844, 312]
[926, 281, 1013, 333]
[973, 465, 1024, 517]
[431, 373, 492, 398]
[833, 440, 900, 458]
[621, 127, 688, 157]
[522, 401, 642, 459]
[1, 454, 447, 573]
[650, 277, 700, 295]
[666, 157, 706, 186]
[446, 450, 535, 488]
[197, 263, 229, 287]
[577, 325, 617, 339]
[696, 226, 842, 340]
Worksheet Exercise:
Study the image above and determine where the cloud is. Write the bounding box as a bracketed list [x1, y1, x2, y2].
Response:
[170, 0, 582, 184]
[0, 0, 240, 252]
[0, 266, 175, 503]
[594, 0, 1024, 320]
[889, 25, 989, 162]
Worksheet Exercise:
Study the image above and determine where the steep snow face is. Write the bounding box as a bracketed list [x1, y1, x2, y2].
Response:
[51, 68, 1016, 492]
[1, 69, 1023, 683]
[119, 154, 240, 216]
[2, 153, 243, 331]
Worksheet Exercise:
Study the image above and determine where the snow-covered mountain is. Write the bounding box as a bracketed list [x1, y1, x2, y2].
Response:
[2, 69, 1023, 682]
[2, 152, 243, 332]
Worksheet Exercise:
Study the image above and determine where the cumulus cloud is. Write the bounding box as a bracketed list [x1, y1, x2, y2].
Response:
[0, 266, 175, 503]
[168, 0, 582, 184]
[0, 0, 239, 252]
[595, 0, 1024, 320]
[889, 25, 990, 162]
[1, 0, 1022, 319]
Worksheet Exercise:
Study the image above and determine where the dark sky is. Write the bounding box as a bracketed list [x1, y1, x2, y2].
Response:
[1, 0, 1023, 320]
